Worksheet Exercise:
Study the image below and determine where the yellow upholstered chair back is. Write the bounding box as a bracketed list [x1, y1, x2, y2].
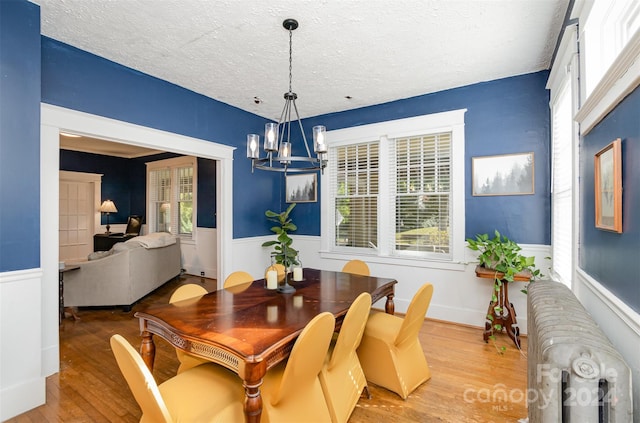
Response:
[327, 292, 372, 370]
[223, 271, 254, 289]
[395, 283, 434, 348]
[168, 284, 209, 374]
[270, 312, 335, 406]
[169, 284, 207, 304]
[264, 263, 286, 281]
[110, 334, 173, 423]
[341, 259, 370, 276]
[321, 293, 372, 423]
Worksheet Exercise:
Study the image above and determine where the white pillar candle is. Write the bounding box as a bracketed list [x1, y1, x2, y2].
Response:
[266, 270, 278, 289]
[293, 267, 303, 281]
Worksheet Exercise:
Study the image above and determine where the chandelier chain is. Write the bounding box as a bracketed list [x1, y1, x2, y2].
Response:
[288, 27, 293, 94]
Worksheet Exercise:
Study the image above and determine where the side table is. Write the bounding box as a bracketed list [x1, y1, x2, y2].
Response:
[94, 233, 136, 251]
[59, 264, 80, 324]
[475, 265, 531, 348]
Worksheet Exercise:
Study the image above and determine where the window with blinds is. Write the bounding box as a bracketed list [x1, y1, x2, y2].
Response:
[178, 166, 193, 235]
[551, 77, 573, 286]
[332, 142, 379, 249]
[393, 133, 451, 256]
[322, 109, 466, 265]
[147, 156, 196, 238]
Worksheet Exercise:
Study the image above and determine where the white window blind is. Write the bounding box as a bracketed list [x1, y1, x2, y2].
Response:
[149, 168, 171, 232]
[178, 166, 193, 235]
[392, 132, 451, 256]
[147, 156, 196, 239]
[551, 78, 573, 286]
[322, 109, 466, 266]
[331, 142, 379, 249]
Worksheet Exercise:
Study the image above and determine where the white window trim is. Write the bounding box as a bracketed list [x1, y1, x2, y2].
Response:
[576, 1, 640, 135]
[320, 109, 466, 270]
[146, 155, 197, 242]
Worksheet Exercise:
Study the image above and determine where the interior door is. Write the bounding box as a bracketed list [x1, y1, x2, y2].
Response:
[59, 179, 94, 262]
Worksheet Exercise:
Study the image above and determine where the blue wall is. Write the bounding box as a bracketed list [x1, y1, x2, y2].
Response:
[580, 87, 640, 313]
[60, 150, 217, 228]
[303, 71, 551, 244]
[0, 0, 41, 272]
[41, 37, 278, 238]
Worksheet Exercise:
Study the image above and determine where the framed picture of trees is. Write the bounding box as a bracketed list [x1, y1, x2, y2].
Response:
[286, 173, 317, 203]
[472, 152, 535, 196]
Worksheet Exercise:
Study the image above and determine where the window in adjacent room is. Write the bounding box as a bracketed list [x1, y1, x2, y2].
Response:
[321, 109, 466, 266]
[147, 156, 197, 239]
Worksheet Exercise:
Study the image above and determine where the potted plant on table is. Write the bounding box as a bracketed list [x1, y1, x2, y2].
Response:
[262, 203, 300, 288]
[467, 230, 541, 353]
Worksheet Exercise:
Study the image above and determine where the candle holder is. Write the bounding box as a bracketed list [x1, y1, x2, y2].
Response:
[277, 270, 296, 293]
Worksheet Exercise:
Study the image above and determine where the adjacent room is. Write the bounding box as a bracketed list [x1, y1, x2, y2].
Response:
[1, 0, 638, 422]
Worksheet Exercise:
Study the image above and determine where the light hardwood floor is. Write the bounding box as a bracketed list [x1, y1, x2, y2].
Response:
[8, 275, 528, 423]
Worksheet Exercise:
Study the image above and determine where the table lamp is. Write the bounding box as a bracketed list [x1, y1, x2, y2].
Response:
[99, 200, 117, 233]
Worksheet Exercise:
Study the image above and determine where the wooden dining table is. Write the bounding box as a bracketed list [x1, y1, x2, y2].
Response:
[134, 268, 397, 423]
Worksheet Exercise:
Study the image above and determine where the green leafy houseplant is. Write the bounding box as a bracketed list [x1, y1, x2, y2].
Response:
[467, 230, 540, 287]
[467, 230, 541, 353]
[262, 203, 299, 269]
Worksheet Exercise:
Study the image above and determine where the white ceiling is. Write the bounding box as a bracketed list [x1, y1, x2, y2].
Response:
[34, 0, 569, 123]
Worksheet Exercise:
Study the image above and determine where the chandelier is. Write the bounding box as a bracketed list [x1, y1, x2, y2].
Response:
[247, 18, 327, 174]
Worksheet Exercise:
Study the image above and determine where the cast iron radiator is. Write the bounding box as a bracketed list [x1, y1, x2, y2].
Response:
[527, 280, 632, 422]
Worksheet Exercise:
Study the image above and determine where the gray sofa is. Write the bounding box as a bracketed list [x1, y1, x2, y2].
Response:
[64, 233, 181, 309]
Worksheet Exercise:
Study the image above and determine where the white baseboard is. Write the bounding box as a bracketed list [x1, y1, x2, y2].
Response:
[0, 377, 46, 421]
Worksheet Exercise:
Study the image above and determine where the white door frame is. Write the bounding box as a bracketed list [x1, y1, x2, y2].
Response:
[40, 103, 235, 376]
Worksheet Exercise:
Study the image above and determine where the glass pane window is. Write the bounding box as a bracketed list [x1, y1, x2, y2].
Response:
[394, 133, 451, 255]
[334, 142, 379, 248]
[147, 157, 196, 239]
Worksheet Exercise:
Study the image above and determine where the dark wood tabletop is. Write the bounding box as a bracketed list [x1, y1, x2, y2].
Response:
[134, 268, 397, 423]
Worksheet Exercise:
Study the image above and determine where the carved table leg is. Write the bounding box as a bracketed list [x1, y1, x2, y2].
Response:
[385, 293, 395, 315]
[139, 330, 156, 371]
[483, 280, 520, 348]
[243, 379, 263, 423]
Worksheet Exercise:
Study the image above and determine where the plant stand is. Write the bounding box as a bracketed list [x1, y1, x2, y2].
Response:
[475, 265, 531, 349]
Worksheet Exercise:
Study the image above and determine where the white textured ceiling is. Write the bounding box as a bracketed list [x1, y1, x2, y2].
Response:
[34, 0, 568, 121]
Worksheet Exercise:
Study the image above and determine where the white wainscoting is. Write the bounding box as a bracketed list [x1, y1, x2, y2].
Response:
[574, 268, 640, 422]
[0, 268, 46, 421]
[232, 235, 552, 336]
[180, 227, 218, 279]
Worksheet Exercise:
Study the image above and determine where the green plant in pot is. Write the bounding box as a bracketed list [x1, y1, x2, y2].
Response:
[467, 230, 541, 353]
[262, 203, 299, 271]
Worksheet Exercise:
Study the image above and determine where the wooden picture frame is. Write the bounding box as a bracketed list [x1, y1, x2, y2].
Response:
[286, 173, 317, 203]
[472, 152, 535, 196]
[594, 138, 622, 233]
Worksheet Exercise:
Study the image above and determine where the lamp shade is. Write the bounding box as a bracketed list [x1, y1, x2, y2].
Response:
[99, 200, 118, 213]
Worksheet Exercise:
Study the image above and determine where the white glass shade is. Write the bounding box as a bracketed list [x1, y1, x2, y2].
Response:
[264, 123, 279, 152]
[278, 141, 291, 164]
[247, 134, 260, 159]
[313, 125, 327, 153]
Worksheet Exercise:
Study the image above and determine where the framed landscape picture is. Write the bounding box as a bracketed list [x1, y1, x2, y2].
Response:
[594, 138, 622, 233]
[286, 173, 317, 203]
[472, 152, 535, 196]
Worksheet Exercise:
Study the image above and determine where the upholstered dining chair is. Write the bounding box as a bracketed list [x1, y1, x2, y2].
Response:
[205, 311, 336, 422]
[168, 284, 209, 374]
[320, 292, 372, 423]
[110, 334, 244, 423]
[341, 259, 370, 276]
[357, 283, 434, 399]
[223, 271, 254, 289]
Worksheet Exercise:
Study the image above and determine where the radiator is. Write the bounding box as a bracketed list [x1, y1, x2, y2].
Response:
[527, 280, 633, 422]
